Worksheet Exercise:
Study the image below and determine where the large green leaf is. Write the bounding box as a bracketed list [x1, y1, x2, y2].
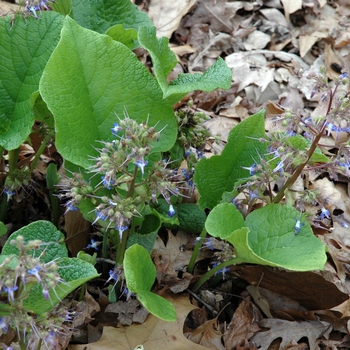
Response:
[23, 257, 99, 315]
[69, 0, 153, 33]
[208, 204, 327, 271]
[1, 221, 67, 263]
[40, 17, 177, 169]
[194, 110, 267, 209]
[0, 12, 64, 150]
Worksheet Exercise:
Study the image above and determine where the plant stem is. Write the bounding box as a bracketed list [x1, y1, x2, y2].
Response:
[273, 85, 336, 204]
[191, 257, 243, 293]
[30, 134, 51, 171]
[8, 148, 20, 173]
[187, 227, 207, 274]
[127, 166, 138, 198]
[116, 229, 128, 265]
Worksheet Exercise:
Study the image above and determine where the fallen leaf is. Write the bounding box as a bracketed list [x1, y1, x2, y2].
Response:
[148, 0, 196, 38]
[280, 0, 302, 22]
[68, 293, 207, 350]
[251, 318, 331, 350]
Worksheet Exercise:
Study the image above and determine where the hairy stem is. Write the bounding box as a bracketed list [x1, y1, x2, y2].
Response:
[187, 227, 207, 274]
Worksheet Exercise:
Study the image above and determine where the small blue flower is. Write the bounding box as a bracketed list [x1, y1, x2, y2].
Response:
[340, 72, 348, 79]
[242, 164, 257, 176]
[87, 239, 100, 250]
[101, 175, 115, 189]
[135, 158, 148, 176]
[3, 189, 15, 202]
[319, 207, 331, 220]
[111, 123, 121, 136]
[3, 285, 18, 302]
[168, 204, 176, 217]
[0, 317, 8, 332]
[116, 224, 128, 240]
[64, 203, 78, 215]
[105, 268, 120, 291]
[249, 190, 259, 199]
[212, 262, 230, 279]
[294, 218, 305, 235]
[42, 288, 50, 300]
[202, 238, 215, 250]
[28, 265, 42, 282]
[341, 222, 349, 228]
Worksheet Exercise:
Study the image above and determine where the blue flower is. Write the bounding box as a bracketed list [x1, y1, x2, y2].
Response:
[105, 268, 120, 291]
[64, 203, 78, 215]
[3, 189, 15, 202]
[87, 239, 100, 250]
[116, 224, 128, 240]
[319, 207, 331, 220]
[135, 158, 148, 176]
[341, 222, 349, 228]
[242, 164, 257, 176]
[28, 265, 42, 282]
[101, 175, 115, 189]
[168, 204, 176, 217]
[0, 317, 8, 332]
[3, 285, 18, 302]
[111, 123, 121, 136]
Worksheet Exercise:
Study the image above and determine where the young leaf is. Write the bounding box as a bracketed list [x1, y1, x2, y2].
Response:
[23, 257, 99, 315]
[106, 24, 138, 49]
[137, 290, 176, 322]
[165, 58, 233, 105]
[124, 244, 176, 322]
[69, 0, 153, 33]
[0, 221, 6, 237]
[205, 203, 245, 239]
[222, 204, 327, 271]
[194, 110, 267, 210]
[0, 12, 64, 150]
[138, 26, 178, 93]
[2, 221, 68, 262]
[40, 17, 177, 169]
[124, 244, 156, 293]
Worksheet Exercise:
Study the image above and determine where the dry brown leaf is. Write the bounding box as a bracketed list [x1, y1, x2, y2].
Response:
[299, 32, 327, 58]
[152, 230, 211, 293]
[251, 319, 331, 350]
[187, 317, 225, 350]
[68, 293, 207, 350]
[148, 0, 196, 38]
[224, 297, 262, 350]
[330, 299, 350, 318]
[324, 43, 343, 80]
[280, 0, 302, 22]
[231, 265, 349, 310]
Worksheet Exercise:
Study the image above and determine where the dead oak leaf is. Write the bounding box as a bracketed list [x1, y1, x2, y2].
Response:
[251, 319, 331, 350]
[152, 230, 211, 293]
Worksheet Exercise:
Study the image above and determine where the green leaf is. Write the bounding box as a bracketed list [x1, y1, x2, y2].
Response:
[2, 221, 67, 262]
[177, 203, 207, 234]
[194, 110, 267, 209]
[51, 0, 72, 15]
[23, 257, 99, 315]
[0, 12, 64, 150]
[40, 17, 177, 169]
[30, 92, 55, 128]
[137, 290, 176, 322]
[0, 221, 7, 237]
[106, 24, 138, 49]
[165, 58, 233, 105]
[138, 26, 178, 93]
[127, 232, 158, 253]
[70, 0, 153, 33]
[223, 204, 327, 271]
[124, 244, 156, 293]
[286, 134, 329, 164]
[205, 203, 245, 239]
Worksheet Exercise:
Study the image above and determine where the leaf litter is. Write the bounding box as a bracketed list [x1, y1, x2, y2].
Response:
[3, 0, 350, 349]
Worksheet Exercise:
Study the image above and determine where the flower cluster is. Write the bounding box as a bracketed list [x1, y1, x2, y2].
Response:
[0, 236, 74, 349]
